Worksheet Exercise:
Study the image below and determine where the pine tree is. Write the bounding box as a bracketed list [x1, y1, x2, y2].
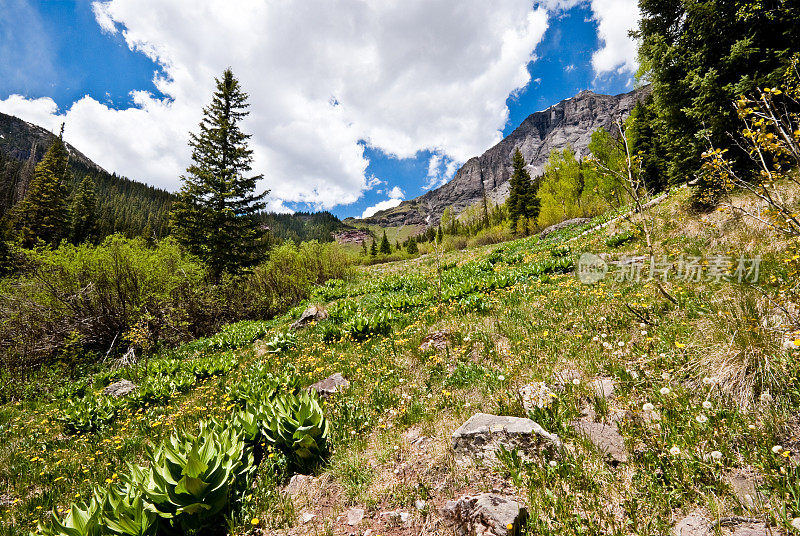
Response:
[379, 230, 391, 255]
[170, 68, 268, 278]
[361, 239, 368, 256]
[507, 148, 540, 230]
[70, 176, 98, 244]
[436, 226, 443, 243]
[406, 236, 418, 254]
[370, 240, 377, 256]
[11, 134, 70, 247]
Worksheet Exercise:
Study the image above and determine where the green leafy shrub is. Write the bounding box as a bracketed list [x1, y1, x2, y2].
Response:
[347, 312, 392, 340]
[129, 422, 251, 532]
[550, 245, 571, 258]
[59, 396, 119, 435]
[260, 391, 330, 472]
[605, 230, 637, 248]
[457, 294, 490, 313]
[265, 331, 298, 353]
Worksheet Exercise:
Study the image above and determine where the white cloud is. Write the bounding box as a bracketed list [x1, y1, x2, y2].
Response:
[361, 198, 403, 219]
[0, 0, 549, 210]
[387, 186, 404, 199]
[590, 0, 639, 75]
[423, 152, 460, 191]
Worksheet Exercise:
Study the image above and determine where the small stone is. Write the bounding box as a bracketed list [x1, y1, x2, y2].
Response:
[420, 329, 451, 352]
[346, 508, 365, 526]
[380, 510, 410, 525]
[452, 413, 561, 465]
[672, 512, 711, 536]
[102, 380, 136, 397]
[442, 493, 527, 536]
[301, 512, 316, 524]
[285, 474, 314, 497]
[572, 420, 628, 464]
[519, 382, 556, 411]
[590, 378, 615, 399]
[724, 469, 763, 508]
[414, 500, 426, 511]
[729, 522, 785, 536]
[309, 373, 350, 399]
[291, 304, 328, 330]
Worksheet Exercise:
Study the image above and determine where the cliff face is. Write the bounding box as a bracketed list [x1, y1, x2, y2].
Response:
[362, 87, 649, 227]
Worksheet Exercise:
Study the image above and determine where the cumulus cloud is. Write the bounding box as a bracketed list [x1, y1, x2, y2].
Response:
[590, 0, 640, 74]
[0, 0, 549, 210]
[361, 184, 405, 218]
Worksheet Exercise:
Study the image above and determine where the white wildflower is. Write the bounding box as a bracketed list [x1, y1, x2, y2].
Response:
[772, 445, 783, 454]
[669, 446, 681, 455]
[696, 414, 708, 424]
[710, 450, 723, 460]
[759, 392, 773, 403]
[660, 387, 671, 395]
[702, 401, 713, 409]
[642, 403, 655, 411]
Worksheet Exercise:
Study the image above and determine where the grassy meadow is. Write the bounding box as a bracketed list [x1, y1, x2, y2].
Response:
[1, 186, 799, 535]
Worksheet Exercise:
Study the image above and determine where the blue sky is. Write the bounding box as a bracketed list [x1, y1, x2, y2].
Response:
[0, 0, 638, 219]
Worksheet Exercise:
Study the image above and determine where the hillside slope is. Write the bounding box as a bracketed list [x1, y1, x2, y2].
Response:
[360, 87, 647, 228]
[0, 112, 174, 238]
[2, 184, 798, 536]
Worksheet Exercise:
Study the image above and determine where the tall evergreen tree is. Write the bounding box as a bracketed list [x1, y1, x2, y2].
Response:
[370, 239, 377, 256]
[627, 95, 668, 194]
[70, 176, 99, 244]
[635, 0, 800, 205]
[379, 230, 391, 255]
[11, 134, 70, 247]
[170, 68, 268, 277]
[406, 235, 418, 255]
[507, 148, 540, 229]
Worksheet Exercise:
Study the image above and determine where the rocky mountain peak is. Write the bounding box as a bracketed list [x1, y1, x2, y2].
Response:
[360, 86, 649, 228]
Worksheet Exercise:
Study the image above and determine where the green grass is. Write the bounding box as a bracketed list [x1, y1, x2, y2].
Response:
[2, 186, 800, 535]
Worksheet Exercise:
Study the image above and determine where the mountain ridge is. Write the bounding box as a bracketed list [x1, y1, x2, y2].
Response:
[354, 86, 649, 228]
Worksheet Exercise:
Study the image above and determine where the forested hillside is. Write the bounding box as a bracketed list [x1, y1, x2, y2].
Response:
[0, 112, 174, 238]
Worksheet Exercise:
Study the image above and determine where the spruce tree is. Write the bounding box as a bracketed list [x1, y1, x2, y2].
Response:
[406, 236, 418, 254]
[379, 230, 391, 255]
[361, 239, 368, 256]
[11, 135, 70, 247]
[170, 68, 268, 278]
[370, 239, 377, 256]
[70, 176, 98, 244]
[507, 148, 540, 230]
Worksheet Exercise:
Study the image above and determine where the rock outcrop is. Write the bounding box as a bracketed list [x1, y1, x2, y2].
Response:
[361, 87, 649, 227]
[442, 493, 527, 536]
[452, 413, 561, 465]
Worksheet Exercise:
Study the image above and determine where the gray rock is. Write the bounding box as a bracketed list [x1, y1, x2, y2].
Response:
[346, 508, 364, 526]
[673, 512, 711, 536]
[519, 382, 556, 411]
[309, 372, 350, 399]
[300, 512, 316, 524]
[452, 413, 561, 465]
[0, 494, 14, 508]
[441, 493, 527, 536]
[102, 380, 136, 397]
[380, 510, 410, 525]
[727, 521, 785, 536]
[284, 474, 314, 497]
[420, 329, 451, 352]
[539, 218, 591, 239]
[572, 420, 628, 464]
[724, 469, 763, 508]
[360, 87, 648, 228]
[591, 378, 615, 399]
[291, 304, 328, 330]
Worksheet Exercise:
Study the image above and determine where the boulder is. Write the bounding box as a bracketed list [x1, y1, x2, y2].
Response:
[441, 493, 527, 536]
[452, 413, 561, 465]
[291, 304, 328, 330]
[726, 521, 785, 536]
[571, 420, 628, 464]
[309, 373, 350, 399]
[102, 380, 136, 397]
